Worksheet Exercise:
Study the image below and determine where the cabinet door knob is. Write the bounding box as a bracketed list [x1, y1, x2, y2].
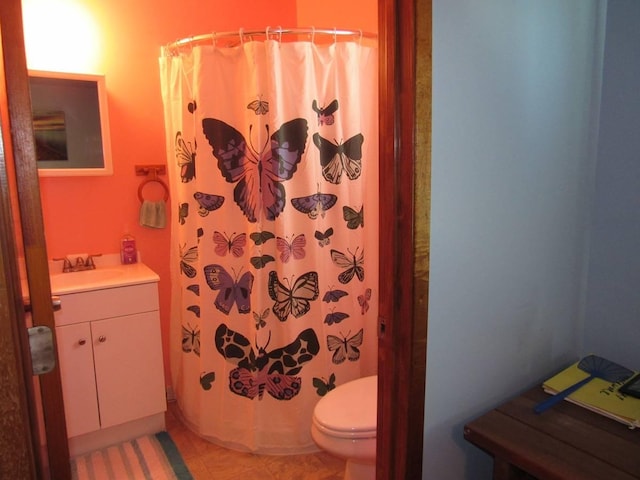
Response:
[98, 335, 107, 343]
[78, 339, 87, 346]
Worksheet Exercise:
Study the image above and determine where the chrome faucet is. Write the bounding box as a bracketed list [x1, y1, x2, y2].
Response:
[53, 254, 102, 273]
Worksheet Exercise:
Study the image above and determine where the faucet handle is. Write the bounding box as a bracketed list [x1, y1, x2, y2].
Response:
[85, 253, 102, 268]
[53, 257, 73, 273]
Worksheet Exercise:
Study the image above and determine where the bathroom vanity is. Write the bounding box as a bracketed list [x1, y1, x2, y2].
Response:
[50, 258, 166, 456]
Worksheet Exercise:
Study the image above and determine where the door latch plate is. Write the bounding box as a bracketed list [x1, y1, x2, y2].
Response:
[28, 326, 56, 375]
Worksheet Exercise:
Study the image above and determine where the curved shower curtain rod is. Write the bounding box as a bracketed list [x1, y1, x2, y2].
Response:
[163, 27, 377, 54]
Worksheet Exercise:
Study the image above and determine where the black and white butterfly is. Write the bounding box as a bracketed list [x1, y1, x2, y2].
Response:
[313, 133, 364, 184]
[182, 323, 200, 356]
[215, 323, 319, 400]
[312, 99, 339, 126]
[330, 248, 365, 284]
[343, 205, 364, 229]
[203, 265, 254, 315]
[268, 271, 319, 322]
[175, 131, 196, 182]
[179, 244, 198, 278]
[327, 329, 364, 364]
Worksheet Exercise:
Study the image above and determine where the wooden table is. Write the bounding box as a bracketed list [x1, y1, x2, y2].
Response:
[464, 387, 640, 479]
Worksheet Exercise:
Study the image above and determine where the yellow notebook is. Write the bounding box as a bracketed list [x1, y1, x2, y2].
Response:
[542, 360, 640, 429]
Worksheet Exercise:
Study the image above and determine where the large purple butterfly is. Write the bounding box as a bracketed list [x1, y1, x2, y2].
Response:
[215, 323, 319, 400]
[203, 264, 254, 314]
[202, 118, 308, 223]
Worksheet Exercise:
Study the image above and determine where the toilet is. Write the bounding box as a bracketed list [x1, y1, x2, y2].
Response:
[311, 375, 377, 480]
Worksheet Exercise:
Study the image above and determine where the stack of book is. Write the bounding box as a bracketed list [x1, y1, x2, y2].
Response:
[542, 359, 640, 429]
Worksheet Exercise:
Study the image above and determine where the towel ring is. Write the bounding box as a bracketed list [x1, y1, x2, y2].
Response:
[138, 176, 170, 203]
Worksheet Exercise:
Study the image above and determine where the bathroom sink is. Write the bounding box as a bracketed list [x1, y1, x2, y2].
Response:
[49, 261, 159, 295]
[50, 268, 124, 293]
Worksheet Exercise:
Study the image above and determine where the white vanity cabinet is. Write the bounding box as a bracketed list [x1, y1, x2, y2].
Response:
[54, 277, 166, 455]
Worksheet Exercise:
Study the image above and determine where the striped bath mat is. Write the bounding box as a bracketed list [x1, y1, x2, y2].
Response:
[71, 432, 193, 480]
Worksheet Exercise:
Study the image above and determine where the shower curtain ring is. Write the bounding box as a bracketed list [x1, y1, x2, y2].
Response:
[265, 26, 271, 40]
[310, 26, 316, 43]
[333, 28, 338, 44]
[239, 28, 244, 45]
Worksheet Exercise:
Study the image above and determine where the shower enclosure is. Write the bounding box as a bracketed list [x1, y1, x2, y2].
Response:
[160, 28, 378, 453]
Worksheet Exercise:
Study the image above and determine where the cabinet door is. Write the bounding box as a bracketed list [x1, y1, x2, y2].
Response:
[56, 323, 101, 437]
[91, 311, 166, 429]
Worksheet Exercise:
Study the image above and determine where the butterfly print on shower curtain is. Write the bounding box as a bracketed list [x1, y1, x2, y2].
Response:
[247, 97, 269, 115]
[203, 264, 254, 314]
[343, 205, 364, 229]
[202, 118, 308, 222]
[327, 329, 364, 364]
[249, 230, 275, 245]
[313, 373, 336, 396]
[276, 234, 306, 263]
[330, 248, 365, 284]
[314, 228, 334, 247]
[200, 371, 215, 390]
[268, 271, 319, 322]
[313, 132, 364, 184]
[215, 323, 320, 400]
[175, 131, 196, 182]
[212, 231, 247, 257]
[324, 309, 349, 325]
[194, 191, 225, 217]
[179, 244, 198, 278]
[249, 254, 276, 270]
[312, 99, 339, 126]
[322, 287, 348, 303]
[291, 191, 337, 219]
[182, 323, 200, 356]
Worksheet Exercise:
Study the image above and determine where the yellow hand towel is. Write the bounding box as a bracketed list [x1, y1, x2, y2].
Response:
[139, 200, 167, 229]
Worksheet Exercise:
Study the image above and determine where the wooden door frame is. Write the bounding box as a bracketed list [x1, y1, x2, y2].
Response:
[377, 0, 430, 478]
[0, 0, 71, 478]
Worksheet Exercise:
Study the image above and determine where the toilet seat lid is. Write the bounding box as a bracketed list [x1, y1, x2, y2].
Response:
[313, 375, 377, 437]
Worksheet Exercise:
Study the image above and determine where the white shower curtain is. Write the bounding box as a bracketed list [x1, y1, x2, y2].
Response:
[160, 33, 378, 454]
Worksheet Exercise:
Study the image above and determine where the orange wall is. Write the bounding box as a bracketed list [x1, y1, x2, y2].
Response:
[23, 0, 376, 385]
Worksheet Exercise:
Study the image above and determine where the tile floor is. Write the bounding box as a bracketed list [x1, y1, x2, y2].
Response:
[165, 401, 346, 480]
